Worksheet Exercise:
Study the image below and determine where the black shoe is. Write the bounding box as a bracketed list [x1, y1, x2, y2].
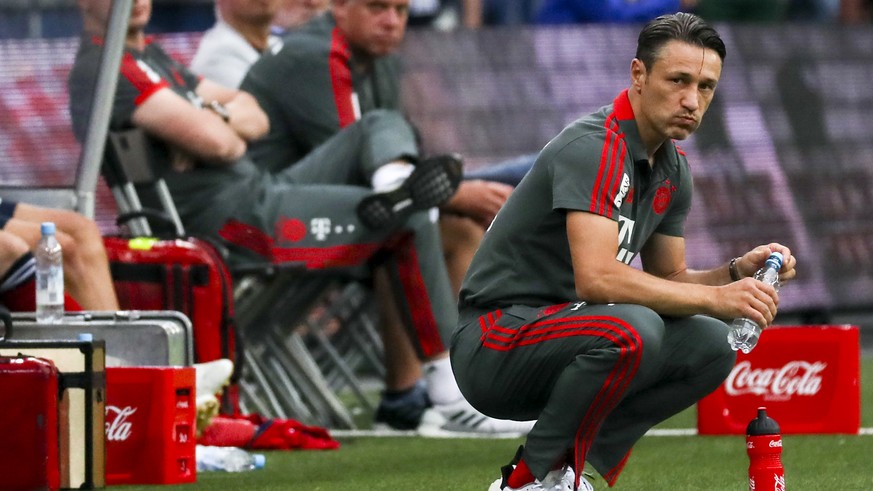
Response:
[357, 154, 463, 229]
[372, 381, 432, 431]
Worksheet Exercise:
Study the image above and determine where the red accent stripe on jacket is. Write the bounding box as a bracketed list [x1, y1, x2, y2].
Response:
[329, 27, 357, 128]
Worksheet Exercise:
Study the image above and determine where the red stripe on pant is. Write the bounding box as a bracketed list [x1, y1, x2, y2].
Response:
[389, 233, 444, 358]
[482, 314, 642, 486]
[603, 449, 632, 486]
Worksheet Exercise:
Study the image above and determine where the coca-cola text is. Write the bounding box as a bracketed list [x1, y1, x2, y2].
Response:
[725, 360, 825, 400]
[105, 405, 138, 442]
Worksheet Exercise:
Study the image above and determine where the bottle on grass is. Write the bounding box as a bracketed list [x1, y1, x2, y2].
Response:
[196, 445, 266, 472]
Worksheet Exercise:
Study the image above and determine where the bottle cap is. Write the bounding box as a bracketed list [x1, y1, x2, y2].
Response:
[40, 222, 56, 235]
[77, 333, 93, 342]
[252, 453, 266, 469]
[746, 406, 781, 436]
[766, 252, 784, 269]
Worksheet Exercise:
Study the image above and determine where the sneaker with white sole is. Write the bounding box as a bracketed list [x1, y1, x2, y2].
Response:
[418, 398, 535, 438]
[488, 446, 578, 491]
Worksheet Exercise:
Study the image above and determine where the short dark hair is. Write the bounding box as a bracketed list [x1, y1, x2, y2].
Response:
[635, 12, 726, 71]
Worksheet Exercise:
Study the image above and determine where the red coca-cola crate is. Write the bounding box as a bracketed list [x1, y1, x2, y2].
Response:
[105, 367, 196, 484]
[698, 325, 860, 435]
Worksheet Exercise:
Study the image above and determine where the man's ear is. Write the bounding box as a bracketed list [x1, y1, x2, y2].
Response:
[630, 58, 646, 93]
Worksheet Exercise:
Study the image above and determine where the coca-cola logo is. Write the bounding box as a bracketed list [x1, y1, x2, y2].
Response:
[725, 360, 826, 400]
[769, 439, 782, 448]
[775, 475, 786, 491]
[105, 405, 138, 442]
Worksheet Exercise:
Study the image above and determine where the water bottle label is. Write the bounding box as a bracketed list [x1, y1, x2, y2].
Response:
[37, 267, 64, 305]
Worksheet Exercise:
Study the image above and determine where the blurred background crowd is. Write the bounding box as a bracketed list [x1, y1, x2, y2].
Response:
[1, 0, 872, 39]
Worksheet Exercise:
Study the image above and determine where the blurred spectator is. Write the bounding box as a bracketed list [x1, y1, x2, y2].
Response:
[482, 0, 541, 25]
[0, 199, 119, 311]
[840, 0, 873, 23]
[190, 0, 283, 88]
[785, 0, 840, 21]
[404, 0, 484, 29]
[273, 0, 330, 32]
[536, 0, 699, 24]
[694, 0, 787, 22]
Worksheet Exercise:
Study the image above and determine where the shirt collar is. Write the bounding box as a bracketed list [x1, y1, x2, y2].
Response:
[611, 89, 682, 176]
[612, 89, 648, 165]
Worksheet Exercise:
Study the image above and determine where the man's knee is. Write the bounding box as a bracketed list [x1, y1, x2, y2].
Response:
[617, 305, 665, 356]
[360, 109, 409, 131]
[686, 315, 736, 382]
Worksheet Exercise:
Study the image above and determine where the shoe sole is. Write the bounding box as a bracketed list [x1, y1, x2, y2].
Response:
[357, 154, 463, 229]
[416, 408, 528, 439]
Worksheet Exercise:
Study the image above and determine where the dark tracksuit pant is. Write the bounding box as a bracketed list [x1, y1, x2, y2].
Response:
[173, 110, 457, 358]
[451, 302, 736, 487]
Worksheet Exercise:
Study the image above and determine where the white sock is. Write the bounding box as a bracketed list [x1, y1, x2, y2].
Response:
[371, 161, 414, 191]
[422, 356, 463, 405]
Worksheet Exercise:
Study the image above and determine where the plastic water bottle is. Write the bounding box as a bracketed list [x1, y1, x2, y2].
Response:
[727, 252, 784, 354]
[195, 445, 266, 472]
[35, 222, 64, 324]
[746, 407, 785, 491]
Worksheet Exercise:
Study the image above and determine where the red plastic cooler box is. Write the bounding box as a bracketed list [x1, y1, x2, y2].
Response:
[105, 366, 196, 484]
[0, 356, 60, 491]
[698, 325, 860, 435]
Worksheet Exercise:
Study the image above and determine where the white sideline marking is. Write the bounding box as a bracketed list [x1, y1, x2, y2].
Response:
[330, 428, 873, 438]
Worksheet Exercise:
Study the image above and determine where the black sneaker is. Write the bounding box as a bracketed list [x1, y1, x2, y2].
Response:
[372, 381, 432, 431]
[357, 154, 463, 229]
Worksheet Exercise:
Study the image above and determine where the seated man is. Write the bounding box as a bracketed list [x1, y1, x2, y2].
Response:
[190, 0, 284, 89]
[0, 198, 119, 311]
[240, 0, 516, 295]
[68, 0, 531, 437]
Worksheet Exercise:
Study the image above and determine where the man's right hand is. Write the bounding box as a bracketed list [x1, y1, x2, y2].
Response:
[716, 278, 779, 329]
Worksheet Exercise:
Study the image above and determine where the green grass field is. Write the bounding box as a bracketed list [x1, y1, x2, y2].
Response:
[125, 355, 873, 491]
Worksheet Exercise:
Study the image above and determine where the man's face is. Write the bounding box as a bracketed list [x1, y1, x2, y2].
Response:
[79, 0, 151, 32]
[332, 0, 409, 57]
[275, 0, 330, 29]
[222, 0, 281, 26]
[632, 40, 722, 142]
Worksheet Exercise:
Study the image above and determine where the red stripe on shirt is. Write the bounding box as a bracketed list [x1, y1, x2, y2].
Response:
[329, 27, 357, 128]
[600, 132, 620, 217]
[591, 114, 626, 218]
[591, 114, 615, 214]
[120, 52, 169, 106]
[606, 141, 627, 214]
